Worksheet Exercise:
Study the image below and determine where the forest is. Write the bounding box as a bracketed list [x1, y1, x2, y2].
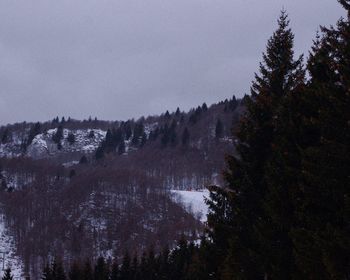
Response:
[1, 0, 350, 279]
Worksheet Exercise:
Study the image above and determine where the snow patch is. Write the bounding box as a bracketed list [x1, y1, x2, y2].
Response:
[26, 128, 107, 159]
[0, 211, 24, 279]
[170, 190, 209, 222]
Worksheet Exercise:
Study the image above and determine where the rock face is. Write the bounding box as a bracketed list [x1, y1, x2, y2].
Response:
[26, 129, 106, 159]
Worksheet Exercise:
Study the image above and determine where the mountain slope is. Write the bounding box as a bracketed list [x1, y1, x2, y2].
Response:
[0, 96, 243, 278]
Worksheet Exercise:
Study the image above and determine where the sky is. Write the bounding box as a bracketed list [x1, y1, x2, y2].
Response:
[0, 0, 345, 125]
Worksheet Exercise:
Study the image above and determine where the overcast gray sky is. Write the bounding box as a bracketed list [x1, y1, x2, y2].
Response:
[0, 0, 345, 125]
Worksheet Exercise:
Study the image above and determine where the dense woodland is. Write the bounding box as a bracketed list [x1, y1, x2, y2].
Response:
[1, 0, 350, 279]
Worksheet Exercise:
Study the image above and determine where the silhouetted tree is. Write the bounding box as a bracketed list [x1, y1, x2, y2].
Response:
[181, 128, 190, 146]
[67, 132, 75, 145]
[215, 119, 223, 139]
[2, 268, 13, 280]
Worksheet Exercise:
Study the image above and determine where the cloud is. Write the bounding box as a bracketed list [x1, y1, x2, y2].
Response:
[0, 0, 345, 124]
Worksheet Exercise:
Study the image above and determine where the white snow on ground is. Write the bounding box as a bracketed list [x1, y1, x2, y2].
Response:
[26, 128, 106, 158]
[0, 210, 24, 279]
[170, 189, 210, 223]
[144, 122, 158, 137]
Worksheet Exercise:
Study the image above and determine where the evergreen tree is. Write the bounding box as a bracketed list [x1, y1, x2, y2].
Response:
[88, 130, 95, 138]
[215, 119, 223, 139]
[52, 259, 66, 280]
[2, 268, 13, 280]
[82, 260, 93, 280]
[119, 252, 131, 280]
[164, 110, 171, 119]
[42, 263, 53, 280]
[110, 261, 119, 280]
[158, 247, 170, 280]
[67, 132, 75, 145]
[149, 128, 160, 141]
[285, 3, 350, 278]
[140, 132, 147, 147]
[130, 255, 138, 280]
[132, 122, 145, 146]
[124, 122, 133, 140]
[105, 129, 115, 153]
[161, 124, 170, 147]
[118, 138, 126, 155]
[0, 179, 6, 192]
[168, 238, 191, 280]
[145, 248, 158, 280]
[52, 126, 64, 147]
[27, 122, 41, 146]
[175, 107, 181, 117]
[188, 113, 197, 125]
[69, 169, 76, 179]
[137, 252, 147, 280]
[94, 257, 109, 280]
[181, 127, 190, 146]
[1, 129, 11, 144]
[68, 262, 82, 280]
[95, 146, 105, 160]
[112, 128, 123, 145]
[52, 116, 59, 124]
[207, 11, 304, 279]
[169, 120, 177, 146]
[226, 95, 238, 112]
[79, 155, 88, 164]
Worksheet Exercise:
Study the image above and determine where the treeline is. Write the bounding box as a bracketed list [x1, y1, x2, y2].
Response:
[0, 96, 240, 153]
[94, 97, 239, 160]
[38, 239, 209, 280]
[2, 237, 210, 280]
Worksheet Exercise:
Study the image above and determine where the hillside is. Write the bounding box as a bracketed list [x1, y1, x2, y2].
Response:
[0, 96, 243, 278]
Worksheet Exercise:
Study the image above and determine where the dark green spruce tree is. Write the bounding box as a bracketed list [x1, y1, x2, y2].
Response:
[215, 119, 224, 139]
[119, 252, 131, 280]
[51, 259, 66, 280]
[207, 11, 304, 279]
[82, 260, 93, 280]
[287, 1, 350, 278]
[94, 257, 109, 280]
[68, 262, 82, 280]
[42, 263, 53, 280]
[110, 260, 119, 280]
[2, 268, 14, 280]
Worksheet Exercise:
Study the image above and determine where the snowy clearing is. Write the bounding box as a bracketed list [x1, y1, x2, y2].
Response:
[0, 211, 24, 279]
[170, 189, 210, 223]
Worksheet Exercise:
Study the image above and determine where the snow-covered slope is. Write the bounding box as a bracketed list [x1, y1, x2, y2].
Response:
[0, 128, 107, 159]
[26, 128, 106, 159]
[0, 131, 26, 158]
[170, 190, 209, 222]
[0, 209, 24, 279]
